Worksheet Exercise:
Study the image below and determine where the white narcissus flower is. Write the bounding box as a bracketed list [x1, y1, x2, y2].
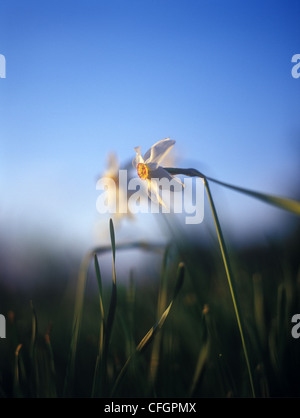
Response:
[132, 138, 183, 208]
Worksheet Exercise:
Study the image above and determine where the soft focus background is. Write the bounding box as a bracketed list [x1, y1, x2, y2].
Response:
[0, 0, 300, 398]
[1, 0, 300, 251]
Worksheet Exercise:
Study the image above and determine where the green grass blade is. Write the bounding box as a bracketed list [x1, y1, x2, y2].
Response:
[139, 262, 184, 351]
[63, 251, 90, 396]
[253, 273, 267, 349]
[30, 300, 37, 360]
[64, 236, 165, 396]
[206, 176, 300, 216]
[203, 177, 256, 398]
[165, 167, 300, 215]
[102, 218, 118, 395]
[29, 301, 39, 396]
[94, 253, 104, 304]
[111, 262, 185, 396]
[105, 218, 117, 343]
[189, 306, 211, 397]
[190, 340, 210, 396]
[172, 262, 185, 299]
[13, 344, 23, 397]
[91, 253, 105, 397]
[149, 246, 170, 385]
[110, 217, 116, 268]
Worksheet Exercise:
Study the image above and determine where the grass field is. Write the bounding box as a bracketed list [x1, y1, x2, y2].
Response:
[1, 175, 300, 398]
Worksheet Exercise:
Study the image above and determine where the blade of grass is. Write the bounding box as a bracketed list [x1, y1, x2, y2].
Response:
[253, 273, 267, 349]
[189, 305, 211, 397]
[30, 300, 37, 360]
[64, 237, 166, 396]
[148, 245, 170, 386]
[63, 251, 91, 396]
[91, 253, 105, 397]
[104, 218, 117, 347]
[207, 176, 300, 216]
[14, 344, 23, 397]
[30, 301, 39, 396]
[127, 271, 136, 357]
[165, 166, 292, 397]
[102, 218, 117, 395]
[165, 167, 300, 216]
[111, 262, 185, 396]
[203, 177, 256, 398]
[190, 340, 210, 396]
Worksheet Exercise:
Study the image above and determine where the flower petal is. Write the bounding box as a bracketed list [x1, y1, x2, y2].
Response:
[149, 166, 184, 187]
[132, 146, 144, 168]
[147, 178, 168, 209]
[146, 162, 158, 170]
[104, 153, 119, 177]
[134, 146, 141, 155]
[143, 138, 175, 165]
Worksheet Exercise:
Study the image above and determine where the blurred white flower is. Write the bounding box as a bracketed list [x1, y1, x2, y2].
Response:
[98, 152, 134, 223]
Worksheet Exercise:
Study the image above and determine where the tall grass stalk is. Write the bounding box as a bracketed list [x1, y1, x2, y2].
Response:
[203, 177, 256, 397]
[64, 217, 167, 396]
[13, 344, 23, 397]
[253, 273, 267, 349]
[91, 253, 105, 397]
[30, 301, 37, 360]
[111, 262, 185, 396]
[189, 306, 210, 397]
[63, 250, 91, 395]
[165, 167, 257, 397]
[101, 219, 117, 395]
[164, 165, 300, 396]
[148, 246, 170, 388]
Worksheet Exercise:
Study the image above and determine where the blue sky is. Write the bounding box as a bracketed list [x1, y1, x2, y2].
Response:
[0, 0, 300, 256]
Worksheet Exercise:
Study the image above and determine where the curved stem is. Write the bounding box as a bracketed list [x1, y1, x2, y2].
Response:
[203, 177, 256, 398]
[165, 167, 256, 397]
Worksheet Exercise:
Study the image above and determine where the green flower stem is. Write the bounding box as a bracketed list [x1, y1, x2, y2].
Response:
[203, 177, 255, 398]
[165, 167, 256, 397]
